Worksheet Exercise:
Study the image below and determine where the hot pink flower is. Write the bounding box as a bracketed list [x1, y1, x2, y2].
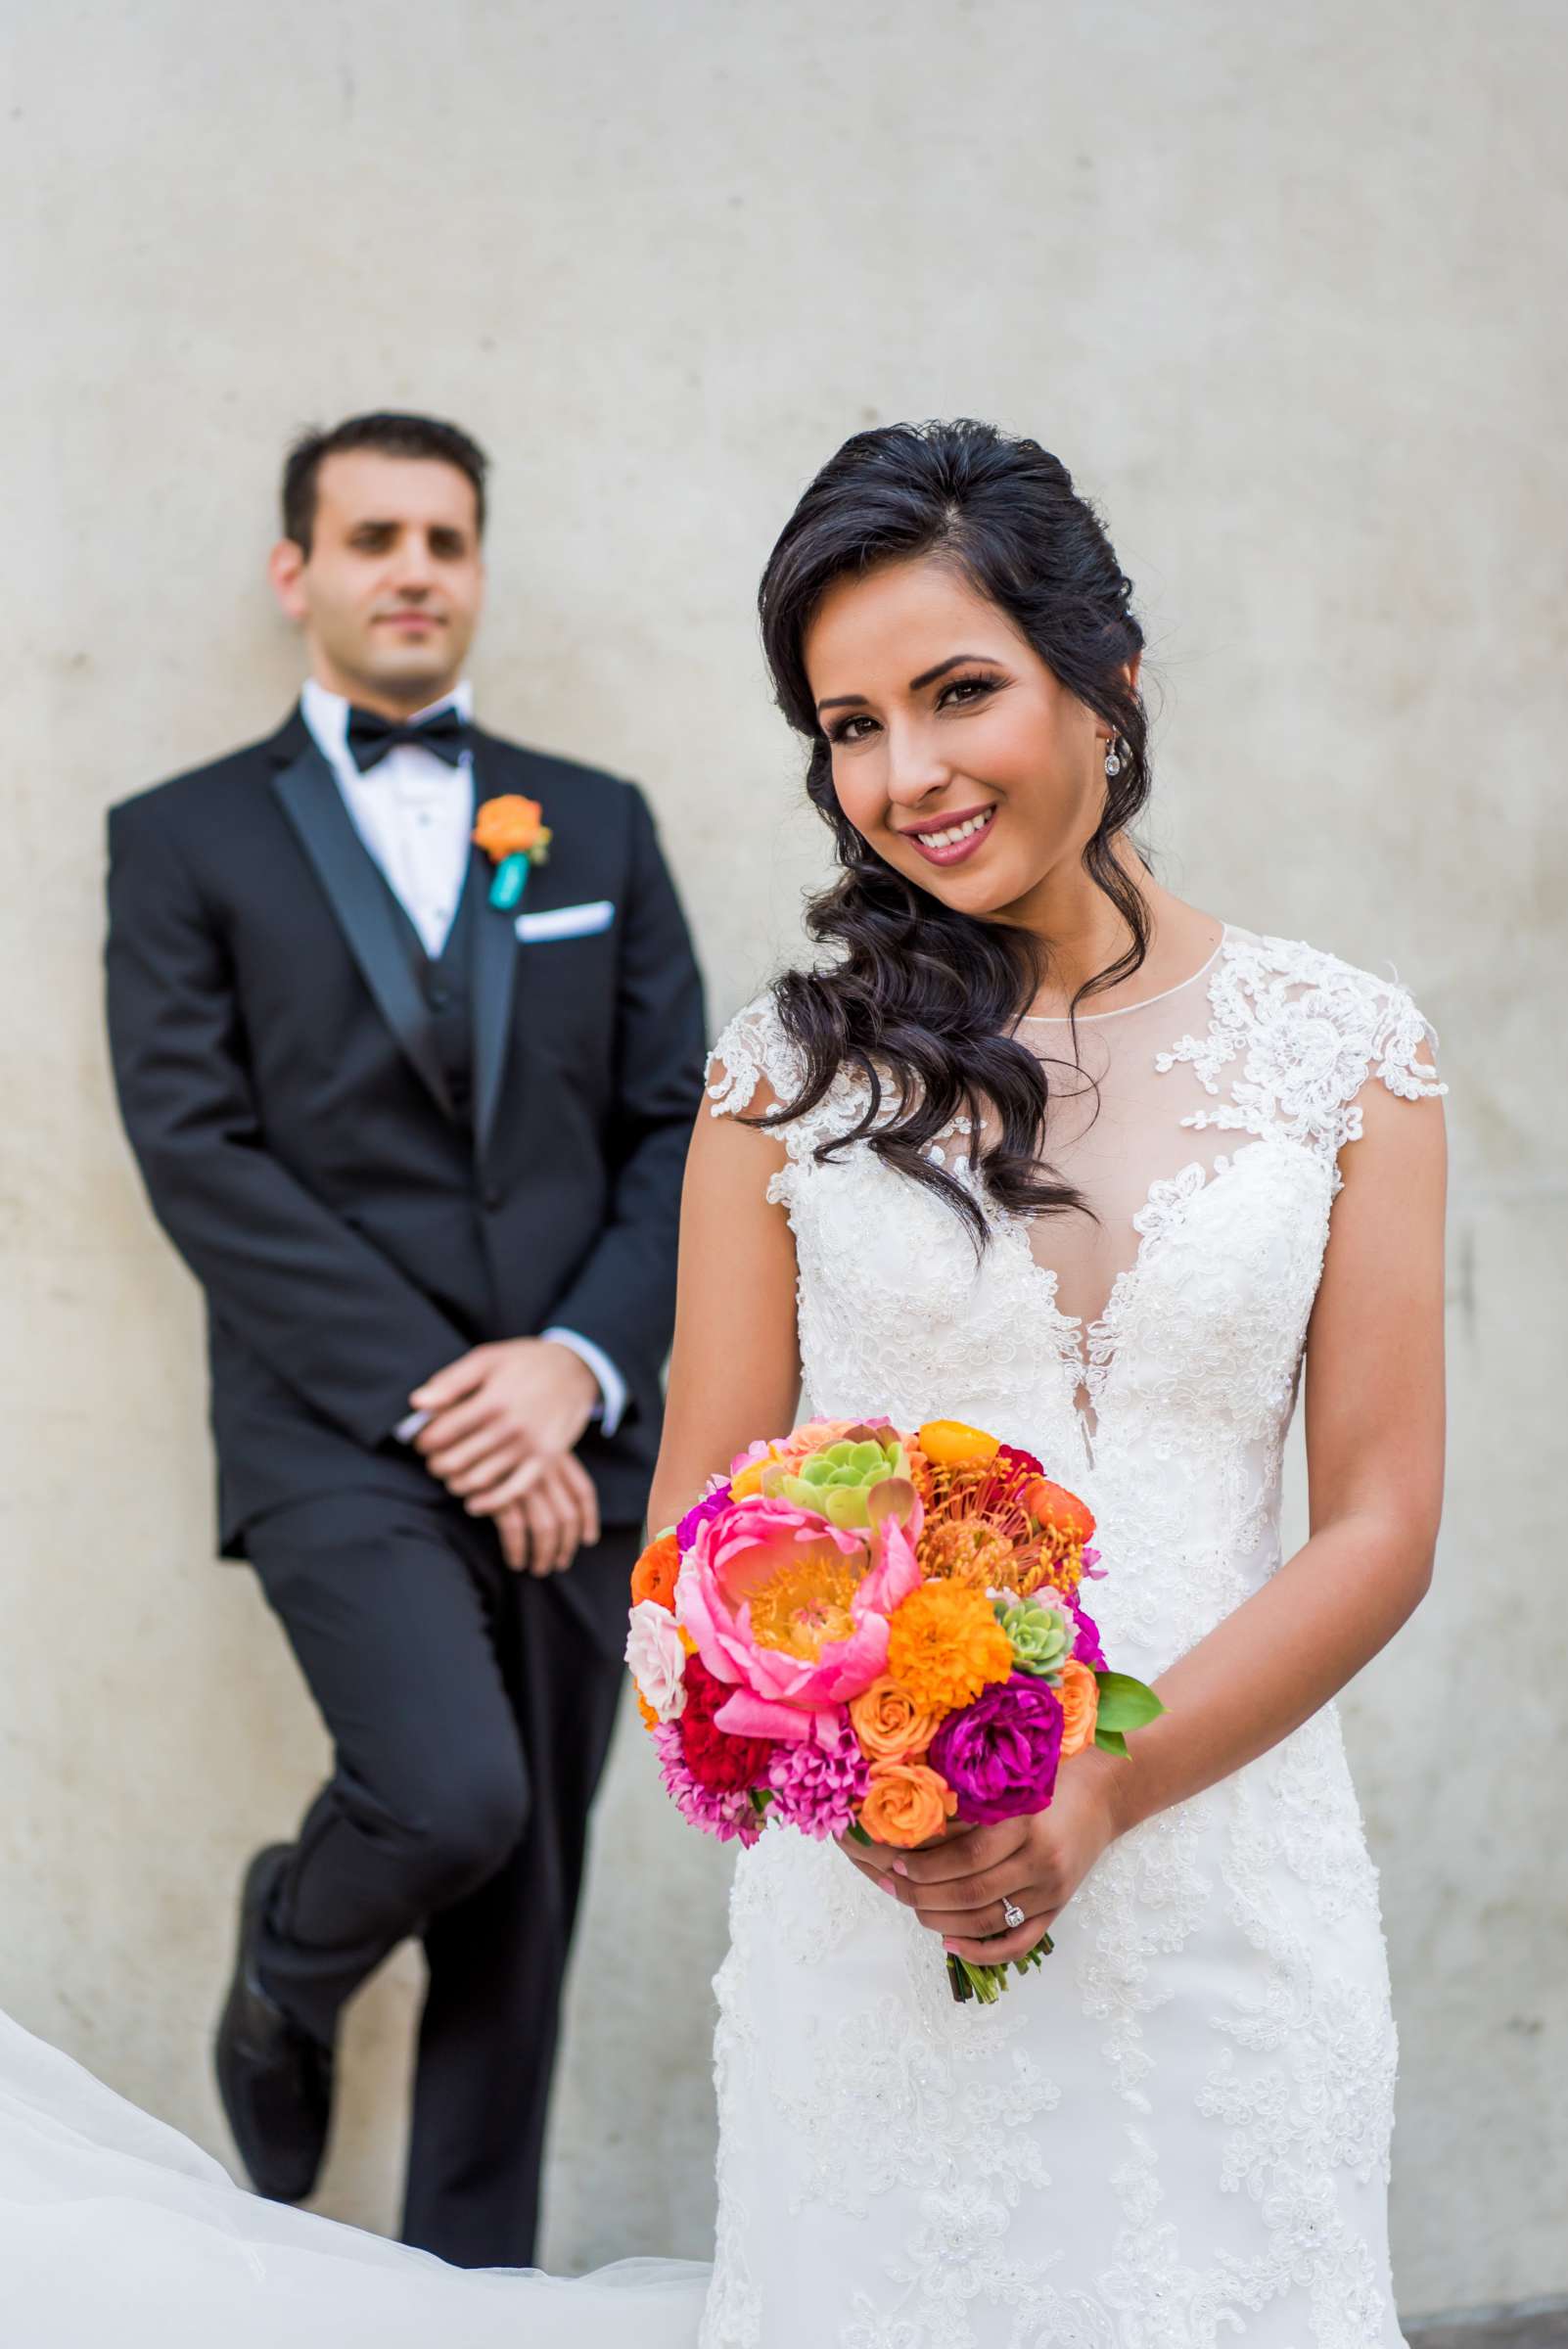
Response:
[765, 1707, 870, 1838]
[675, 1495, 922, 1744]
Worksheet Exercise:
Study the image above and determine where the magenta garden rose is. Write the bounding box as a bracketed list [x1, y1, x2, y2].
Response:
[928, 1676, 1065, 1825]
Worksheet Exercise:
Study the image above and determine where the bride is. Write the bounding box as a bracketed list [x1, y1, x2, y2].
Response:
[2, 420, 1446, 2345]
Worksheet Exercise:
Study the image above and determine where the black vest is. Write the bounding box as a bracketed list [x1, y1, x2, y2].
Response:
[379, 854, 483, 1132]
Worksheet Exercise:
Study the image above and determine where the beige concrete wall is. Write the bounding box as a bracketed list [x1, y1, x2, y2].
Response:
[1, 0, 1562, 2318]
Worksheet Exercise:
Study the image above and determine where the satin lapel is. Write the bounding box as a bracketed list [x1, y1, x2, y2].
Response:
[271, 744, 456, 1121]
[469, 747, 522, 1168]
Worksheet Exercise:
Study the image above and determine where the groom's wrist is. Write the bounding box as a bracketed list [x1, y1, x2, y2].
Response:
[540, 1326, 627, 1434]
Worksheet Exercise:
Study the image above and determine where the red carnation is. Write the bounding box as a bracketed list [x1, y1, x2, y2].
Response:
[679, 1654, 774, 1792]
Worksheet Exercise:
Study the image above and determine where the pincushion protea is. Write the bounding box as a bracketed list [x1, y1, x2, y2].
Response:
[911, 1421, 1095, 1597]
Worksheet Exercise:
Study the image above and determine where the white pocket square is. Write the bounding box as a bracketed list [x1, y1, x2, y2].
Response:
[514, 899, 615, 943]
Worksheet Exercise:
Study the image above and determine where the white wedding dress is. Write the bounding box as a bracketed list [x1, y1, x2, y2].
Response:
[1, 922, 1443, 2347]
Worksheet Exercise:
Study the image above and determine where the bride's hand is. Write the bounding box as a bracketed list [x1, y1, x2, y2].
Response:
[865, 1756, 1126, 1964]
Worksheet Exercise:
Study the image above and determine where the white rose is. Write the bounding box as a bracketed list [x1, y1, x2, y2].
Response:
[625, 1599, 688, 1722]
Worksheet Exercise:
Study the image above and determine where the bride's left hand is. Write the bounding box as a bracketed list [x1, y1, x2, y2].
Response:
[873, 1755, 1125, 1964]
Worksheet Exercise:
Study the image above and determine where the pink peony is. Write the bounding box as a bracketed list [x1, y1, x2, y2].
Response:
[675, 1494, 922, 1745]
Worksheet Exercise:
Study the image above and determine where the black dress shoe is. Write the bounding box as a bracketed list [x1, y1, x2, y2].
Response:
[214, 1845, 334, 2202]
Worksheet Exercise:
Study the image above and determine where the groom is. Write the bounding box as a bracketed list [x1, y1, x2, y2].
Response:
[105, 412, 706, 2266]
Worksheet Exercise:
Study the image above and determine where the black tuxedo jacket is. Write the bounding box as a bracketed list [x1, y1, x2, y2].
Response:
[106, 706, 707, 1572]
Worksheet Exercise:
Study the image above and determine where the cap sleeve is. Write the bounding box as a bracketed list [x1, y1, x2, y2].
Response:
[1365, 982, 1445, 1108]
[1336, 975, 1446, 1156]
[1166, 930, 1448, 1174]
[706, 991, 803, 1121]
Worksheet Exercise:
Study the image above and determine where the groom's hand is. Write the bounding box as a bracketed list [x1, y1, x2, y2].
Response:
[411, 1340, 601, 1572]
[411, 1338, 599, 1502]
[489, 1469, 598, 1577]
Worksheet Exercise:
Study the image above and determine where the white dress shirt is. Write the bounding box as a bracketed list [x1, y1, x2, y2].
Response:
[300, 678, 626, 1436]
[301, 675, 476, 956]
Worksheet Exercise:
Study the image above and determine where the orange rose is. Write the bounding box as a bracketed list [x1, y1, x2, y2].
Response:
[634, 1688, 660, 1733]
[630, 1531, 680, 1613]
[849, 1677, 944, 1764]
[473, 794, 549, 861]
[1056, 1656, 1100, 1760]
[859, 1761, 957, 1848]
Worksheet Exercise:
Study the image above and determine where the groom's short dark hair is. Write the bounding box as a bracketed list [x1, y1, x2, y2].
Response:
[282, 412, 490, 554]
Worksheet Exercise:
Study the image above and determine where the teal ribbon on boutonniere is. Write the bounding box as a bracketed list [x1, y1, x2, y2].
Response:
[472, 795, 553, 909]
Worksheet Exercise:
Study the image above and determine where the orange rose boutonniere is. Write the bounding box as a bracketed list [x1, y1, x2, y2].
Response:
[473, 794, 553, 909]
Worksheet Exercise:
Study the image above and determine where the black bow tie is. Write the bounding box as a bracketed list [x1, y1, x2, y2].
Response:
[345, 704, 471, 773]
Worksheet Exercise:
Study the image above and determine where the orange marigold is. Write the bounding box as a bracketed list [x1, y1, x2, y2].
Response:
[629, 1531, 680, 1612]
[886, 1582, 1013, 1716]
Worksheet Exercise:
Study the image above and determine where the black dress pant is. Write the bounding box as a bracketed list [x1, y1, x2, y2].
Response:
[245, 1488, 634, 2269]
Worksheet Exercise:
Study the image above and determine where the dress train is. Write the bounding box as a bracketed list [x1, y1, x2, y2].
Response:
[0, 2005, 707, 2347]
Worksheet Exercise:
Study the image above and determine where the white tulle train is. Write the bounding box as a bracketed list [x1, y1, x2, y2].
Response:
[0, 2007, 708, 2348]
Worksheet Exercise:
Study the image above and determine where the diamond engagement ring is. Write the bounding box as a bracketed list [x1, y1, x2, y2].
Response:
[1001, 1897, 1027, 1932]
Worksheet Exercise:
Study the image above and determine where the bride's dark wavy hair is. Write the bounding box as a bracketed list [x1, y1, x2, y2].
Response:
[755, 417, 1152, 1247]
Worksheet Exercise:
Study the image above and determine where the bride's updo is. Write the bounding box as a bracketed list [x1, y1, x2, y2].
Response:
[754, 418, 1151, 1245]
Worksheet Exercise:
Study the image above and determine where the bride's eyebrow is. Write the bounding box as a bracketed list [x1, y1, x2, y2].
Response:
[816, 654, 994, 714]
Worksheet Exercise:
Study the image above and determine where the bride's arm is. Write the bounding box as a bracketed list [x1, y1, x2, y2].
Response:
[647, 1079, 803, 1537]
[888, 1072, 1449, 1962]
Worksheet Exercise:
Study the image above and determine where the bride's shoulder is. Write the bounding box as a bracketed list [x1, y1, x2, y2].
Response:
[1212, 920, 1447, 1100]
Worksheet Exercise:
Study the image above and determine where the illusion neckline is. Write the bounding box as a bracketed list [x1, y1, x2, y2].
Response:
[1016, 923, 1230, 1025]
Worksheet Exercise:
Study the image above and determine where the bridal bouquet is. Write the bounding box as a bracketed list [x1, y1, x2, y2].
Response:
[626, 1418, 1164, 2004]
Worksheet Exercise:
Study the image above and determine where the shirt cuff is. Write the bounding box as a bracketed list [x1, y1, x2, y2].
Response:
[541, 1327, 627, 1436]
[394, 1407, 430, 1445]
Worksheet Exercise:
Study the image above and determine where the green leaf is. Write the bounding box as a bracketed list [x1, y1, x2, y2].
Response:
[846, 1819, 872, 1846]
[1092, 1726, 1130, 1758]
[1093, 1672, 1166, 1733]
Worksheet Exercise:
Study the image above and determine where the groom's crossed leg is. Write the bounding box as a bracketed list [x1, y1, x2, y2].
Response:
[241, 1488, 632, 2267]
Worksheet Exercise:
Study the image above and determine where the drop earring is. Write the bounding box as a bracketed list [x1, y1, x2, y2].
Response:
[1104, 733, 1124, 779]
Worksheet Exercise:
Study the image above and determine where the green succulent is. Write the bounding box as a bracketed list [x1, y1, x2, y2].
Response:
[776, 1433, 912, 1530]
[994, 1596, 1072, 1680]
